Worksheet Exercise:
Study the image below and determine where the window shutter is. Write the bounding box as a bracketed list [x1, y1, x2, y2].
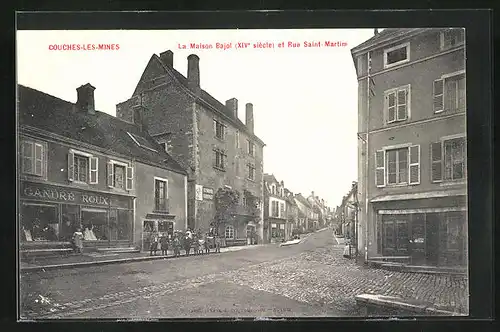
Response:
[431, 142, 443, 182]
[21, 141, 34, 174]
[68, 151, 75, 181]
[375, 150, 386, 187]
[409, 145, 420, 185]
[387, 92, 396, 123]
[89, 157, 98, 184]
[433, 79, 444, 113]
[397, 89, 408, 120]
[107, 162, 114, 187]
[34, 143, 43, 176]
[126, 166, 134, 190]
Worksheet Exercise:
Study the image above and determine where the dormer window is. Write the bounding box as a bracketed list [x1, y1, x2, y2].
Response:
[440, 29, 465, 50]
[384, 42, 410, 69]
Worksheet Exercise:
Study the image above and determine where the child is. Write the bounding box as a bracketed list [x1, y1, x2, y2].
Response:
[72, 227, 84, 254]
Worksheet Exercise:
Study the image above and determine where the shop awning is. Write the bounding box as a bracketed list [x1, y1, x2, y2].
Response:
[370, 188, 466, 203]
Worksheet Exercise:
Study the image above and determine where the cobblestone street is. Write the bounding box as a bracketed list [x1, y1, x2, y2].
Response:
[20, 229, 468, 319]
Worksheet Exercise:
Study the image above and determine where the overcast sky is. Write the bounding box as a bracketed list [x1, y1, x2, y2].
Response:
[17, 29, 376, 208]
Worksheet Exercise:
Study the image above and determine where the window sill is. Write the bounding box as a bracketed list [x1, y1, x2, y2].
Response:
[213, 166, 226, 172]
[440, 43, 465, 52]
[385, 183, 409, 188]
[386, 119, 408, 125]
[383, 58, 410, 70]
[246, 178, 255, 182]
[439, 180, 466, 187]
[72, 180, 90, 186]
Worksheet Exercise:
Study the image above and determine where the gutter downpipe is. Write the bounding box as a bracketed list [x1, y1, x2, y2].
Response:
[364, 50, 371, 263]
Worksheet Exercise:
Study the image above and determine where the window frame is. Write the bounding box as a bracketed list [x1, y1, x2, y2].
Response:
[383, 42, 410, 69]
[68, 149, 98, 185]
[107, 159, 133, 190]
[225, 225, 235, 239]
[213, 148, 227, 171]
[433, 71, 466, 114]
[247, 139, 255, 157]
[376, 143, 420, 188]
[247, 163, 256, 181]
[431, 135, 466, 183]
[213, 119, 226, 140]
[154, 176, 169, 212]
[21, 139, 47, 178]
[384, 84, 411, 124]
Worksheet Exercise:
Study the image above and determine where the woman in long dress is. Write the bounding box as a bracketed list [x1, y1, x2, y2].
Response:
[72, 227, 84, 253]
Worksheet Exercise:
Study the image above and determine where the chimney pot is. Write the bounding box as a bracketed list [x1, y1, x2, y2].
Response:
[225, 98, 238, 118]
[374, 28, 379, 35]
[160, 50, 174, 67]
[76, 83, 96, 114]
[187, 54, 200, 91]
[245, 103, 254, 133]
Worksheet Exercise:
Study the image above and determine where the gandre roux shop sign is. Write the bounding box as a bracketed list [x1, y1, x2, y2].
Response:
[21, 182, 110, 206]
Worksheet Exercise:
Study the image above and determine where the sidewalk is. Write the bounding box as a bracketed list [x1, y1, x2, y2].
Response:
[20, 244, 272, 273]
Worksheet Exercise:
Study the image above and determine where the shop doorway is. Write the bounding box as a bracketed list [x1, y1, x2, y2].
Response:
[425, 213, 440, 265]
[410, 214, 426, 265]
[381, 215, 409, 256]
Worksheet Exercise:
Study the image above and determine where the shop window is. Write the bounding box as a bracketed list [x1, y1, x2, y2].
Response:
[225, 225, 235, 239]
[143, 220, 155, 233]
[158, 220, 174, 235]
[20, 203, 59, 242]
[21, 140, 45, 177]
[61, 204, 79, 242]
[154, 178, 168, 212]
[81, 208, 108, 241]
[445, 212, 464, 251]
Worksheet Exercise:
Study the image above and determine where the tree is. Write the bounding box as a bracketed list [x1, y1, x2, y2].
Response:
[212, 187, 240, 236]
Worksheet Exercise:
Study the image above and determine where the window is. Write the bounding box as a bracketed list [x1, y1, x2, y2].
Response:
[431, 137, 466, 182]
[375, 145, 420, 187]
[445, 212, 463, 251]
[68, 150, 98, 184]
[247, 163, 255, 181]
[271, 201, 280, 217]
[81, 208, 108, 241]
[247, 140, 255, 156]
[385, 85, 410, 123]
[159, 142, 171, 153]
[384, 42, 410, 68]
[235, 130, 240, 148]
[214, 149, 226, 170]
[214, 119, 225, 140]
[107, 160, 133, 190]
[20, 203, 58, 242]
[225, 225, 235, 239]
[280, 202, 285, 218]
[440, 29, 465, 50]
[154, 178, 168, 212]
[433, 73, 465, 113]
[21, 140, 45, 177]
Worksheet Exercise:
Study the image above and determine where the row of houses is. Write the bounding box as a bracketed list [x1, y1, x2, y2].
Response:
[262, 174, 333, 243]
[18, 49, 333, 255]
[349, 28, 467, 268]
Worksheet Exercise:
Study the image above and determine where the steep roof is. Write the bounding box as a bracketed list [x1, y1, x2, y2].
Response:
[138, 54, 265, 146]
[294, 194, 312, 209]
[18, 84, 187, 175]
[350, 28, 430, 55]
[263, 173, 279, 185]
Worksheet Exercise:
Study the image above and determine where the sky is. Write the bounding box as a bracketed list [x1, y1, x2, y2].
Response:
[17, 29, 376, 208]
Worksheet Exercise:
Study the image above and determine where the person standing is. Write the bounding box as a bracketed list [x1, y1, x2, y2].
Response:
[71, 227, 84, 254]
[149, 231, 159, 256]
[159, 234, 169, 256]
[215, 234, 221, 253]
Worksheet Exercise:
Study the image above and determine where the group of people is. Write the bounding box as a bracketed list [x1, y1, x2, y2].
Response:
[149, 229, 221, 257]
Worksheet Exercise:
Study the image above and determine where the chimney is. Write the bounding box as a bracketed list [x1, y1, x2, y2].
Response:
[187, 54, 200, 91]
[245, 103, 254, 133]
[76, 83, 96, 114]
[160, 50, 174, 67]
[225, 98, 238, 118]
[374, 28, 379, 35]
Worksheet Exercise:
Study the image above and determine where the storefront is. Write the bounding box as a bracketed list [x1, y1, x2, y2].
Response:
[374, 195, 467, 267]
[270, 219, 286, 243]
[20, 181, 134, 249]
[142, 214, 175, 251]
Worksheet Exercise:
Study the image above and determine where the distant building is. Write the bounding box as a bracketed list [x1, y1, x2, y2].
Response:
[284, 188, 298, 237]
[116, 50, 265, 246]
[18, 83, 187, 255]
[351, 28, 466, 266]
[294, 193, 313, 231]
[263, 174, 287, 243]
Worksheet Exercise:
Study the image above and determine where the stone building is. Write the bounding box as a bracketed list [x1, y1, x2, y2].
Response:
[351, 28, 466, 266]
[18, 83, 187, 256]
[263, 174, 287, 243]
[116, 50, 265, 245]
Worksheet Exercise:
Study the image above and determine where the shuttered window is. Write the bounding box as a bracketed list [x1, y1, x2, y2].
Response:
[409, 145, 420, 184]
[434, 74, 465, 114]
[21, 141, 44, 177]
[431, 142, 443, 182]
[375, 150, 385, 187]
[385, 85, 410, 123]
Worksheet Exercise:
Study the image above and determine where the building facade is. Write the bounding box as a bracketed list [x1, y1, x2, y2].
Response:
[18, 84, 187, 255]
[263, 174, 287, 243]
[116, 50, 265, 245]
[294, 194, 313, 232]
[351, 28, 466, 267]
[284, 189, 298, 237]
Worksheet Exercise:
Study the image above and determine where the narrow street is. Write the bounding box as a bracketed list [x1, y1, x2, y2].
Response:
[20, 229, 468, 319]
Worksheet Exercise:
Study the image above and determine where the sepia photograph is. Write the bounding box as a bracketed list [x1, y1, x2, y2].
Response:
[17, 25, 468, 319]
